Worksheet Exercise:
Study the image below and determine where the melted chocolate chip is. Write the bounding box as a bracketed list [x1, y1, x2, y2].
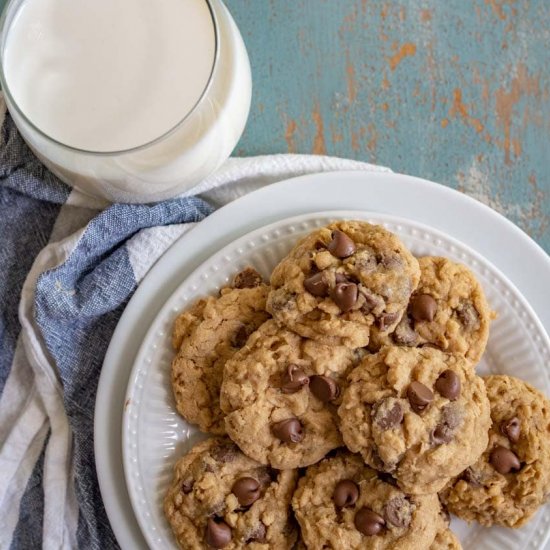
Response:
[392, 316, 417, 346]
[205, 518, 232, 548]
[407, 381, 434, 414]
[409, 294, 437, 322]
[271, 418, 304, 443]
[304, 272, 329, 297]
[233, 267, 263, 289]
[383, 496, 411, 528]
[501, 417, 521, 443]
[231, 477, 261, 507]
[309, 375, 339, 402]
[182, 479, 194, 494]
[327, 230, 356, 258]
[431, 404, 462, 445]
[333, 479, 359, 508]
[354, 507, 385, 536]
[231, 324, 251, 348]
[435, 370, 461, 401]
[211, 443, 238, 463]
[331, 282, 358, 312]
[281, 365, 309, 394]
[490, 446, 521, 474]
[461, 467, 482, 487]
[457, 302, 480, 330]
[377, 311, 400, 332]
[373, 399, 404, 430]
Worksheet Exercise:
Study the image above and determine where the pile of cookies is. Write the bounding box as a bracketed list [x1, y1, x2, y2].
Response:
[163, 220, 550, 549]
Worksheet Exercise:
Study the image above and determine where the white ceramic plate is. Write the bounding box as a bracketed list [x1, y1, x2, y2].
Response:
[96, 170, 550, 550]
[123, 210, 550, 550]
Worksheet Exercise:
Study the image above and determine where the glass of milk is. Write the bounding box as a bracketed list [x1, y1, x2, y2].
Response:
[0, 0, 251, 203]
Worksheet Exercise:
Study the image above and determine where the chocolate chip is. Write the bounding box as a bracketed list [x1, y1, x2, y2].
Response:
[383, 496, 411, 528]
[431, 404, 462, 445]
[327, 230, 356, 258]
[333, 479, 359, 508]
[409, 294, 437, 322]
[435, 370, 461, 401]
[379, 253, 403, 269]
[233, 267, 263, 289]
[304, 272, 329, 297]
[205, 518, 232, 548]
[182, 479, 194, 494]
[335, 272, 349, 283]
[354, 507, 385, 536]
[457, 302, 480, 330]
[211, 442, 238, 463]
[245, 523, 266, 543]
[490, 445, 521, 474]
[377, 311, 400, 331]
[271, 418, 304, 443]
[331, 282, 358, 312]
[309, 375, 339, 402]
[407, 381, 434, 413]
[373, 398, 404, 430]
[501, 417, 521, 443]
[392, 316, 417, 346]
[231, 477, 261, 507]
[461, 467, 482, 487]
[231, 324, 251, 348]
[281, 365, 309, 394]
[359, 288, 384, 314]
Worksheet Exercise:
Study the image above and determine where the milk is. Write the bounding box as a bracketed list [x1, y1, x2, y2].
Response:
[0, 0, 252, 202]
[5, 0, 216, 152]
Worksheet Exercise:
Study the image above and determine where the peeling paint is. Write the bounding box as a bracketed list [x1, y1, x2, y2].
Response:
[449, 89, 485, 133]
[495, 64, 540, 164]
[346, 51, 357, 104]
[388, 42, 417, 71]
[285, 119, 297, 153]
[312, 102, 327, 155]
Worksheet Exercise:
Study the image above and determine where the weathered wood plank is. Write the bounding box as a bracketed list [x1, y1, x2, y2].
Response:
[228, 0, 549, 252]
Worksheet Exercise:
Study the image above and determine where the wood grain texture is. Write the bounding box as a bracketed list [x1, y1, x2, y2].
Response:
[227, 0, 550, 252]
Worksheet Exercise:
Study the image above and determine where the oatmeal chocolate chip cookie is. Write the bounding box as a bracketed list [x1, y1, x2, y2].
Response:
[338, 347, 491, 494]
[443, 375, 550, 528]
[266, 221, 420, 349]
[220, 319, 364, 468]
[171, 269, 270, 434]
[164, 437, 298, 549]
[371, 257, 492, 364]
[291, 451, 441, 550]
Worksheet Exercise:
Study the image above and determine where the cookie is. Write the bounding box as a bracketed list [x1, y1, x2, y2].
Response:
[171, 268, 270, 434]
[291, 451, 441, 550]
[220, 319, 364, 468]
[443, 375, 550, 528]
[164, 437, 298, 549]
[430, 528, 462, 550]
[338, 347, 491, 494]
[370, 257, 492, 364]
[267, 221, 420, 348]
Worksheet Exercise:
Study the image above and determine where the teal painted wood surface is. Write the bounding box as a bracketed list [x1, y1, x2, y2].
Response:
[227, 0, 550, 252]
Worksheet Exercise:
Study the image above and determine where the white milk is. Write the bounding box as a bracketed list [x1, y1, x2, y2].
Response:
[5, 0, 216, 152]
[0, 0, 252, 202]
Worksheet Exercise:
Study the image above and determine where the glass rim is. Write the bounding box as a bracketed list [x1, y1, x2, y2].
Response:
[0, 0, 220, 157]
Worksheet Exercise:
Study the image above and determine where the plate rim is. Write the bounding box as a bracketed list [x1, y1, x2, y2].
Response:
[95, 170, 550, 550]
[122, 208, 550, 550]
